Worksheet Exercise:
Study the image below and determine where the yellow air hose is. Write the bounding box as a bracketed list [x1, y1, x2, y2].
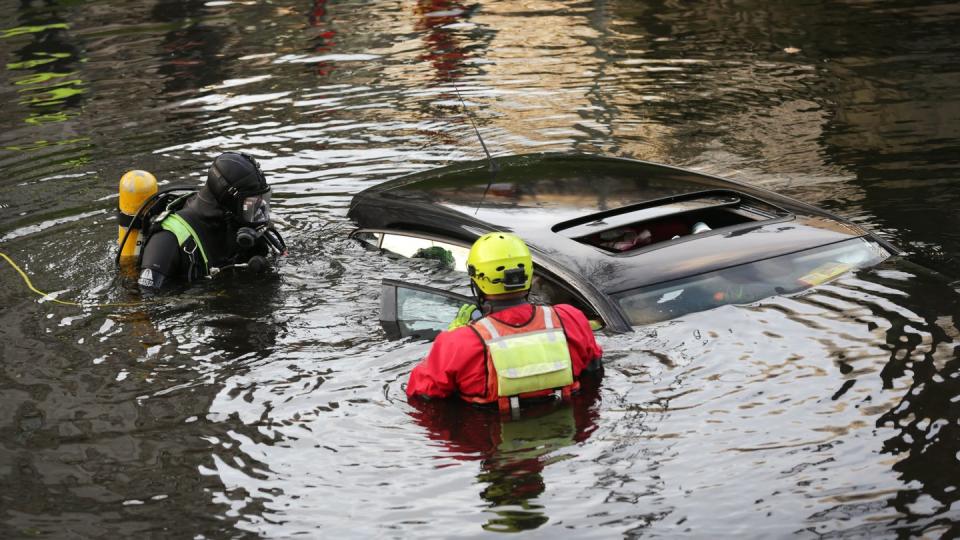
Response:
[0, 250, 138, 308]
[0, 170, 159, 309]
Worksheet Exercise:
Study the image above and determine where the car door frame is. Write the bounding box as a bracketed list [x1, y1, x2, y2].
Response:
[380, 278, 477, 341]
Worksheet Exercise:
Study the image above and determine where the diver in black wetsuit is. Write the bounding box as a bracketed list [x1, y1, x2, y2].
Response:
[137, 152, 286, 291]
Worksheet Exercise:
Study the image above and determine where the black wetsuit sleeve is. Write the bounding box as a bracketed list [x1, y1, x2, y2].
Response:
[138, 230, 181, 289]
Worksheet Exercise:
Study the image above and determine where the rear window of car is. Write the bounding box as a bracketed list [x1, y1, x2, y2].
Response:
[614, 238, 890, 325]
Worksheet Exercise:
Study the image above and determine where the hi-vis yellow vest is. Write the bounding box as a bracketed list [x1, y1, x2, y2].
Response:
[467, 305, 576, 413]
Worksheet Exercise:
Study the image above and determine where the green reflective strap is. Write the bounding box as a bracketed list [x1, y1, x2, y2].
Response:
[488, 328, 574, 397]
[161, 214, 209, 266]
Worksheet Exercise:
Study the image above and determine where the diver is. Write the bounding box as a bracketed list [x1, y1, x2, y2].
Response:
[406, 232, 602, 413]
[136, 152, 286, 290]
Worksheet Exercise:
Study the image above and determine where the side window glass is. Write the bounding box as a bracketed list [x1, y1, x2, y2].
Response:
[380, 234, 469, 272]
[396, 287, 467, 340]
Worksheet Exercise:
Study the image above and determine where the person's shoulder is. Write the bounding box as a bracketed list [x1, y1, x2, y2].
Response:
[452, 319, 488, 340]
[551, 303, 592, 327]
[552, 303, 588, 317]
[142, 229, 180, 253]
[427, 325, 484, 360]
[441, 324, 483, 342]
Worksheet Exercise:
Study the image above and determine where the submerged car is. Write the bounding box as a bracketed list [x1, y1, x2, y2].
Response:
[348, 153, 897, 339]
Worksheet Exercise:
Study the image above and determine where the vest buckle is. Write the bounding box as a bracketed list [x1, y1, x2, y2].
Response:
[498, 396, 522, 419]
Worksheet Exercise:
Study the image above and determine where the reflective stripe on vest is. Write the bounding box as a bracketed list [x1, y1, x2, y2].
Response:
[160, 214, 209, 267]
[472, 305, 574, 401]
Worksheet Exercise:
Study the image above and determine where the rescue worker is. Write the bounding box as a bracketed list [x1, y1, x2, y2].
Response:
[137, 152, 285, 290]
[406, 232, 602, 413]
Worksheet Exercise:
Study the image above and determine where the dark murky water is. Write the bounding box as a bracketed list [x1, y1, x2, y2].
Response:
[2, 0, 959, 537]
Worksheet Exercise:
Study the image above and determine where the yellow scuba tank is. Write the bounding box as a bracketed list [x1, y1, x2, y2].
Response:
[117, 170, 158, 258]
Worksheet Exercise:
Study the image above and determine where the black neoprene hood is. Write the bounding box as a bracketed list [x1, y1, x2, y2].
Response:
[205, 152, 269, 210]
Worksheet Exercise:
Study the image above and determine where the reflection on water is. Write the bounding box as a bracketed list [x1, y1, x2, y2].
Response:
[408, 375, 602, 532]
[1, 0, 959, 537]
[7, 4, 85, 125]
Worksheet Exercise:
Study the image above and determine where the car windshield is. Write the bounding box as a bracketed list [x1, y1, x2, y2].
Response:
[615, 238, 890, 325]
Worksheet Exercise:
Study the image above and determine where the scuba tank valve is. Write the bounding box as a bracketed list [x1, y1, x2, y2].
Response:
[118, 170, 158, 258]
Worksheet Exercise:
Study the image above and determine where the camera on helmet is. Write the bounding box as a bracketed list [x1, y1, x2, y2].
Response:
[502, 267, 528, 290]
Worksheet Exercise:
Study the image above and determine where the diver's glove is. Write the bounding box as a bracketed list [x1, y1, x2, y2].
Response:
[448, 304, 479, 330]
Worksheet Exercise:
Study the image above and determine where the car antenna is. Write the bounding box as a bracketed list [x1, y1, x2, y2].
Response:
[451, 82, 499, 215]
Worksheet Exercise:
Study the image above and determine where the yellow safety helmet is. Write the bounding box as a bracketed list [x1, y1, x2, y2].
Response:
[467, 232, 533, 296]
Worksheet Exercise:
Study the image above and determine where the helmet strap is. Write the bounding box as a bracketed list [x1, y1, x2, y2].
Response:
[469, 280, 482, 304]
[470, 281, 497, 316]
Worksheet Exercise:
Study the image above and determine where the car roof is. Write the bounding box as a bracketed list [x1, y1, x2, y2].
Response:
[348, 153, 872, 294]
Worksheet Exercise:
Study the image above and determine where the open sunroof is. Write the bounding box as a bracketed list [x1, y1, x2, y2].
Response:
[552, 190, 791, 253]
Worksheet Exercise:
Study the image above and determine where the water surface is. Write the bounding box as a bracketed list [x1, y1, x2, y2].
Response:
[1, 0, 959, 537]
